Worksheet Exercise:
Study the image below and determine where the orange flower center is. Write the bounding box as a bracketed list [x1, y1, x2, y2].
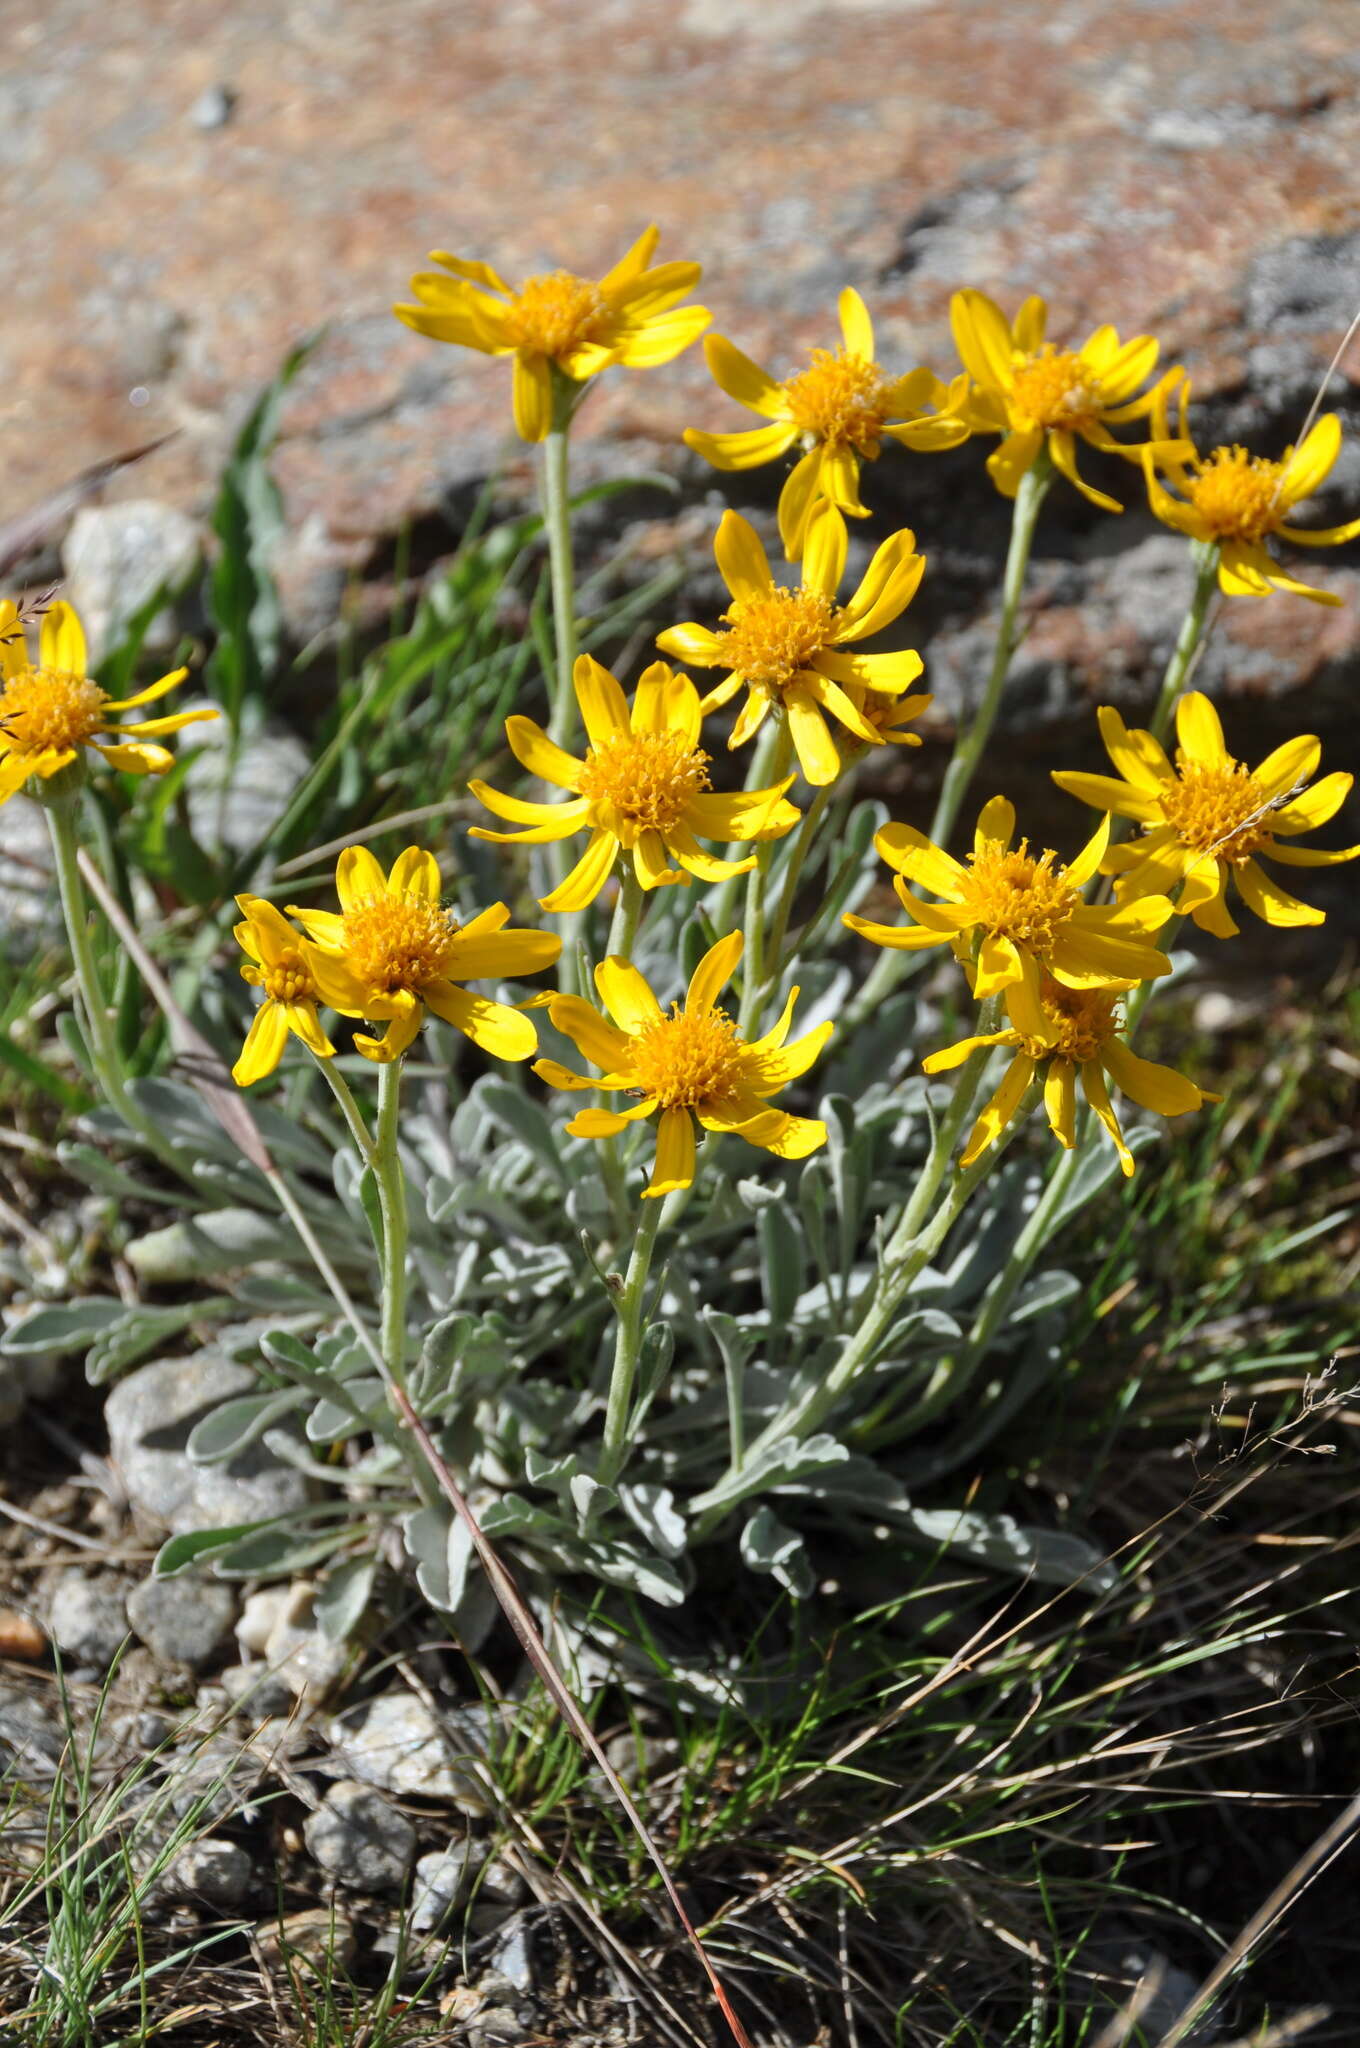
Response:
[1185, 447, 1285, 543]
[959, 840, 1083, 952]
[502, 270, 611, 359]
[1008, 346, 1103, 432]
[631, 1003, 745, 1110]
[577, 729, 711, 834]
[260, 948, 318, 1004]
[781, 347, 889, 453]
[0, 664, 106, 756]
[1158, 755, 1270, 862]
[1020, 979, 1120, 1064]
[714, 587, 838, 696]
[341, 895, 460, 993]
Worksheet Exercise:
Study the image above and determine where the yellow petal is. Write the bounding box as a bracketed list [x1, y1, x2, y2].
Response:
[40, 602, 88, 677]
[631, 661, 699, 742]
[336, 844, 388, 910]
[975, 795, 1015, 853]
[1102, 1039, 1206, 1116]
[777, 447, 825, 559]
[1097, 704, 1174, 790]
[1251, 733, 1322, 803]
[547, 996, 635, 1080]
[505, 715, 584, 789]
[1175, 690, 1227, 766]
[843, 910, 945, 952]
[986, 428, 1044, 498]
[960, 1052, 1035, 1166]
[714, 510, 773, 603]
[973, 931, 1024, 997]
[442, 923, 561, 981]
[512, 353, 553, 440]
[1081, 1060, 1134, 1176]
[388, 846, 442, 902]
[424, 981, 538, 1059]
[1065, 811, 1112, 889]
[282, 1001, 335, 1059]
[785, 688, 843, 786]
[90, 740, 174, 774]
[874, 821, 964, 896]
[595, 956, 664, 1035]
[633, 829, 685, 890]
[728, 686, 769, 750]
[612, 306, 711, 367]
[538, 828, 619, 913]
[686, 930, 743, 1014]
[231, 1002, 289, 1087]
[597, 225, 661, 295]
[802, 497, 847, 600]
[922, 1030, 1021, 1075]
[838, 287, 875, 359]
[644, 1106, 697, 1198]
[655, 622, 724, 666]
[1044, 1059, 1077, 1149]
[573, 654, 631, 746]
[702, 333, 787, 418]
[950, 289, 1015, 391]
[353, 1006, 424, 1064]
[1049, 428, 1123, 513]
[684, 421, 799, 471]
[1277, 413, 1341, 509]
[1234, 857, 1325, 927]
[103, 666, 190, 712]
[1051, 769, 1162, 822]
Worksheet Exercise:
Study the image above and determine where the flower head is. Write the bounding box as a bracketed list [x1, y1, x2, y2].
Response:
[924, 972, 1216, 1177]
[231, 896, 335, 1086]
[535, 932, 830, 1197]
[470, 657, 799, 912]
[0, 600, 211, 806]
[950, 289, 1184, 510]
[844, 797, 1174, 998]
[393, 227, 709, 441]
[656, 503, 927, 785]
[683, 289, 969, 556]
[1141, 383, 1360, 605]
[287, 845, 560, 1064]
[1054, 694, 1360, 937]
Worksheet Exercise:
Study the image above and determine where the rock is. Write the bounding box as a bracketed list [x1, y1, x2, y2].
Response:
[163, 1734, 266, 1825]
[182, 718, 313, 857]
[170, 1835, 253, 1907]
[104, 1354, 310, 1536]
[0, 799, 59, 963]
[47, 1572, 128, 1671]
[231, 1582, 349, 1706]
[126, 1575, 238, 1671]
[218, 1661, 297, 1718]
[255, 1906, 356, 1975]
[60, 500, 201, 663]
[0, 1610, 46, 1662]
[477, 1855, 528, 1910]
[325, 1690, 493, 1813]
[235, 1586, 292, 1656]
[487, 1911, 535, 1993]
[303, 1779, 417, 1893]
[464, 2009, 525, 2048]
[0, 1685, 66, 1780]
[410, 1841, 477, 1931]
[190, 85, 235, 132]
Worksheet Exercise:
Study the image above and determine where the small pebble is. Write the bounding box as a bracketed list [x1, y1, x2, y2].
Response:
[171, 1836, 253, 1907]
[304, 1779, 417, 1892]
[47, 1572, 127, 1671]
[255, 1906, 355, 1974]
[190, 84, 235, 130]
[0, 1609, 46, 1662]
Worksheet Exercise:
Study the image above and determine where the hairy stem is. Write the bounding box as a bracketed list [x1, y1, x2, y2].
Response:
[597, 1193, 665, 1488]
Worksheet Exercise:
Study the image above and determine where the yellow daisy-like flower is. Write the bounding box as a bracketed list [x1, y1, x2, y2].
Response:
[287, 845, 561, 1065]
[844, 797, 1175, 998]
[231, 896, 336, 1088]
[683, 288, 970, 557]
[469, 656, 800, 913]
[393, 226, 709, 442]
[0, 599, 212, 806]
[656, 503, 927, 787]
[535, 932, 830, 1199]
[1053, 693, 1360, 938]
[1141, 385, 1360, 606]
[950, 289, 1182, 511]
[924, 973, 1216, 1178]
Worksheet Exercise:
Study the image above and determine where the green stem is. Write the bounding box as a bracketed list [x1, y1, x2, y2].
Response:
[843, 457, 1051, 1033]
[313, 1054, 375, 1164]
[889, 994, 1002, 1246]
[710, 714, 787, 936]
[1148, 541, 1220, 747]
[373, 1061, 411, 1392]
[605, 864, 646, 962]
[43, 797, 185, 1174]
[541, 407, 580, 754]
[597, 1194, 665, 1488]
[762, 779, 835, 991]
[737, 725, 795, 1035]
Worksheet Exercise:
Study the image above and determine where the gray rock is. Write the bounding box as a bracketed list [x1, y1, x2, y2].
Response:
[232, 1582, 349, 1706]
[303, 1779, 416, 1893]
[48, 1572, 128, 1670]
[126, 1575, 238, 1671]
[104, 1354, 309, 1536]
[164, 1734, 265, 1825]
[487, 1911, 534, 1992]
[61, 500, 201, 664]
[0, 1685, 66, 1780]
[183, 718, 312, 857]
[325, 1690, 493, 1812]
[218, 1661, 297, 1718]
[465, 2009, 524, 2048]
[171, 1835, 253, 1907]
[477, 1854, 528, 1909]
[255, 1906, 355, 1974]
[190, 84, 235, 131]
[410, 1841, 477, 1931]
[0, 795, 58, 961]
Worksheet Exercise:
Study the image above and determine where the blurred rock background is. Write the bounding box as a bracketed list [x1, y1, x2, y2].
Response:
[5, 0, 1360, 954]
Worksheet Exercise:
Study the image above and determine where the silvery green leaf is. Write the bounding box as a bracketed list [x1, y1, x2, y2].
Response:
[570, 1473, 616, 1528]
[630, 1320, 674, 1429]
[871, 1307, 964, 1362]
[700, 1310, 757, 1377]
[523, 1445, 578, 1504]
[479, 1492, 562, 1539]
[306, 1377, 386, 1442]
[1009, 1269, 1080, 1324]
[450, 1091, 493, 1154]
[124, 1077, 240, 1160]
[155, 1521, 275, 1577]
[619, 1483, 688, 1560]
[56, 1142, 179, 1206]
[126, 1208, 303, 1283]
[187, 1387, 308, 1464]
[692, 1432, 853, 1514]
[476, 1076, 567, 1183]
[741, 1507, 815, 1598]
[208, 1521, 353, 1578]
[759, 1204, 804, 1328]
[235, 1272, 332, 1311]
[900, 1506, 1117, 1591]
[1, 1298, 129, 1356]
[87, 1300, 233, 1385]
[314, 1556, 379, 1642]
[573, 1537, 686, 1606]
[734, 1177, 782, 1213]
[264, 1428, 367, 1482]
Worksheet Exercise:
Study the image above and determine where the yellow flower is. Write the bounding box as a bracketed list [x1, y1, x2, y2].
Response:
[469, 657, 799, 912]
[1053, 693, 1360, 937]
[287, 845, 560, 1065]
[393, 227, 709, 442]
[923, 973, 1216, 1177]
[950, 289, 1182, 510]
[656, 503, 927, 786]
[1141, 385, 1360, 605]
[0, 600, 211, 806]
[683, 288, 970, 557]
[844, 797, 1174, 999]
[535, 932, 830, 1198]
[842, 684, 932, 751]
[231, 896, 335, 1087]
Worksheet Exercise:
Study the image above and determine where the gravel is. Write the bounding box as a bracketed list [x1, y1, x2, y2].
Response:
[325, 1689, 493, 1811]
[303, 1780, 417, 1892]
[126, 1575, 238, 1671]
[105, 1354, 309, 1535]
[47, 1572, 128, 1670]
[170, 1836, 253, 1907]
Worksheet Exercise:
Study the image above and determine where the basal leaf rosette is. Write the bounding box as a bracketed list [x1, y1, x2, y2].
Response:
[950, 289, 1186, 511]
[393, 226, 709, 441]
[535, 932, 830, 1198]
[683, 287, 970, 557]
[844, 797, 1175, 1000]
[925, 972, 1217, 1178]
[657, 503, 928, 786]
[0, 599, 212, 805]
[232, 896, 336, 1086]
[287, 845, 560, 1065]
[469, 656, 800, 912]
[1054, 693, 1360, 938]
[1141, 383, 1360, 606]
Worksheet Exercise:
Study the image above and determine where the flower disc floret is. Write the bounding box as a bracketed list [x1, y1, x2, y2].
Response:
[501, 271, 610, 357]
[256, 948, 316, 1005]
[781, 347, 890, 452]
[1007, 346, 1103, 433]
[958, 840, 1081, 953]
[1186, 447, 1285, 543]
[713, 587, 839, 693]
[0, 598, 209, 807]
[1053, 694, 1360, 937]
[470, 657, 799, 908]
[631, 1005, 744, 1110]
[340, 894, 460, 996]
